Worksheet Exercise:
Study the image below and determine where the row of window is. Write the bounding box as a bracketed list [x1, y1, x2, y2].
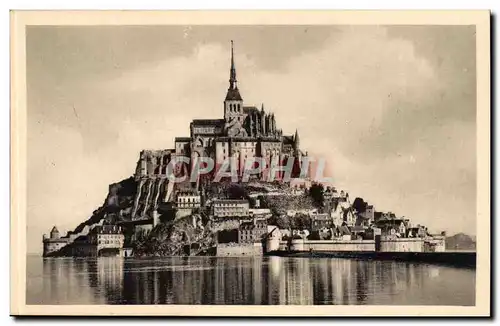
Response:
[215, 211, 248, 216]
[215, 208, 248, 213]
[177, 203, 200, 208]
[228, 103, 241, 112]
[177, 197, 200, 203]
[98, 240, 121, 245]
[99, 234, 121, 239]
[222, 149, 256, 156]
[214, 203, 248, 207]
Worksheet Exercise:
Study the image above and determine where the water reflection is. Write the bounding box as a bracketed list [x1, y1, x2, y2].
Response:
[26, 255, 475, 306]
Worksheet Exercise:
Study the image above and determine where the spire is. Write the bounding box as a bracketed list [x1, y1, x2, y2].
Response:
[225, 40, 242, 101]
[294, 129, 300, 148]
[229, 40, 237, 90]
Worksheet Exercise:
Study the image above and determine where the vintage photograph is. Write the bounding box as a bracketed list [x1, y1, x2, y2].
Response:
[10, 11, 490, 316]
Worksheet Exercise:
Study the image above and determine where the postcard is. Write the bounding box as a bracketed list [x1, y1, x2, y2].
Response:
[10, 10, 490, 317]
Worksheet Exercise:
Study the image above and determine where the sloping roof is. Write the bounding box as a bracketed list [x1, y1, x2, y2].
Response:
[51, 226, 59, 233]
[191, 119, 225, 126]
[243, 106, 259, 114]
[225, 88, 243, 101]
[282, 135, 294, 145]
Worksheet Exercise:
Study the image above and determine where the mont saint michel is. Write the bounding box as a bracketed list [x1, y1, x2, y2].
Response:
[23, 24, 480, 309]
[41, 40, 460, 260]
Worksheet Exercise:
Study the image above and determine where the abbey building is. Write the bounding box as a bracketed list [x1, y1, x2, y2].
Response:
[134, 41, 305, 181]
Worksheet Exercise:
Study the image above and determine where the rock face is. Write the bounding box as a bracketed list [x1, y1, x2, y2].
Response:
[131, 178, 170, 220]
[445, 233, 476, 251]
[70, 177, 137, 235]
[133, 215, 216, 256]
[69, 175, 174, 235]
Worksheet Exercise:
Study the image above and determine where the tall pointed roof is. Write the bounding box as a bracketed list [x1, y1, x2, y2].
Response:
[225, 40, 242, 101]
[229, 40, 236, 89]
[51, 226, 59, 233]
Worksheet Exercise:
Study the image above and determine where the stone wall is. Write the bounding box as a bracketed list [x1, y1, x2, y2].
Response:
[305, 240, 375, 252]
[43, 240, 69, 256]
[274, 239, 429, 252]
[380, 238, 424, 252]
[135, 150, 174, 179]
[266, 238, 281, 252]
[274, 240, 374, 252]
[216, 243, 263, 256]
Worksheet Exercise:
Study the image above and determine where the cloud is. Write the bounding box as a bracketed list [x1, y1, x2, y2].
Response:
[27, 26, 476, 253]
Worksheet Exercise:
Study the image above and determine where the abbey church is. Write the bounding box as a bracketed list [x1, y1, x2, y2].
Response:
[134, 41, 305, 182]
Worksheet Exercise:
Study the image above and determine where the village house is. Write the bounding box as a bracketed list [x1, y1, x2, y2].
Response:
[87, 224, 125, 256]
[238, 219, 268, 244]
[70, 235, 94, 257]
[357, 204, 375, 226]
[375, 217, 408, 237]
[310, 213, 333, 232]
[176, 191, 201, 209]
[212, 199, 250, 218]
[407, 225, 428, 238]
[248, 207, 272, 218]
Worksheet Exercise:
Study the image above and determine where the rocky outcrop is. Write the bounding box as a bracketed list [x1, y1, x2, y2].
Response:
[133, 215, 216, 256]
[70, 177, 137, 235]
[445, 233, 476, 251]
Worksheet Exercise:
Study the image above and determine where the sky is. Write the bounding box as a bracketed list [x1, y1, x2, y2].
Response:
[27, 25, 476, 253]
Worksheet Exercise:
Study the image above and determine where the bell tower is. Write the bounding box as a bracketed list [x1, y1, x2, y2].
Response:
[224, 40, 244, 123]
